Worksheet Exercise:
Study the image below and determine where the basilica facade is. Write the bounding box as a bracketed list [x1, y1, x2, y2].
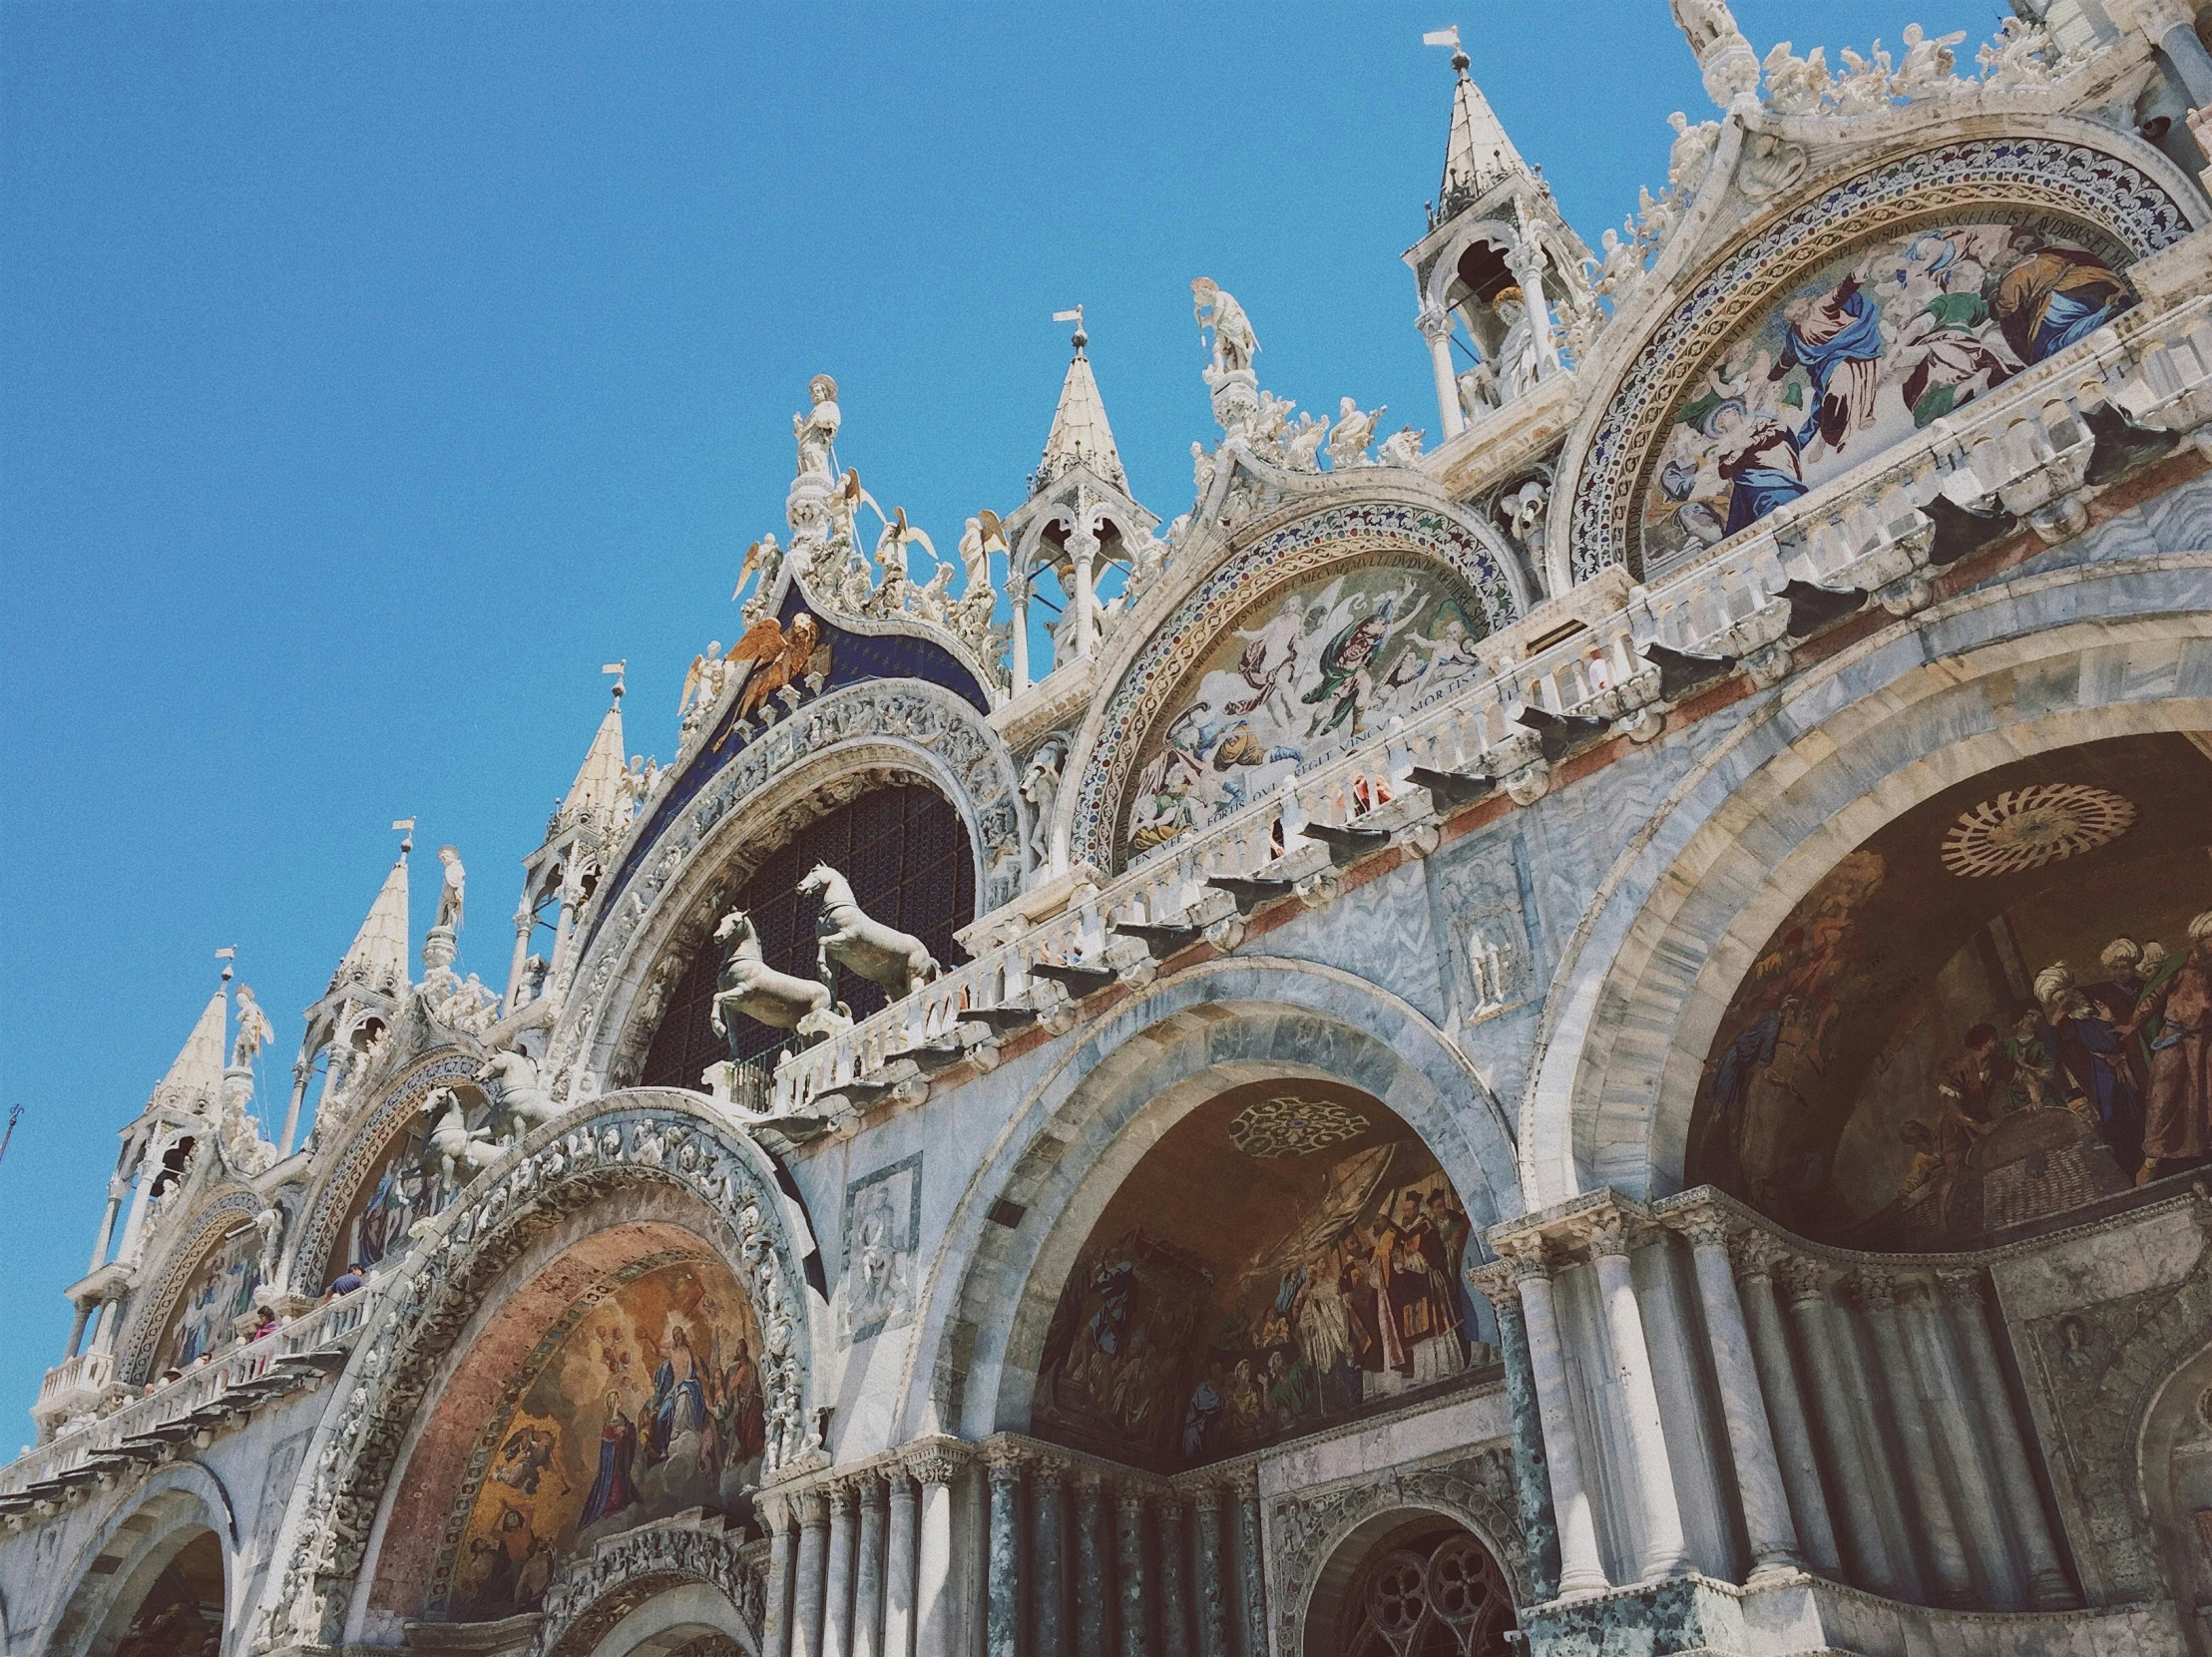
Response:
[8, 3, 2212, 1653]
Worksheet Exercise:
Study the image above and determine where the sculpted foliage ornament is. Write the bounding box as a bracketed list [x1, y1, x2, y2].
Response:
[250, 1098, 814, 1654]
[534, 1518, 762, 1657]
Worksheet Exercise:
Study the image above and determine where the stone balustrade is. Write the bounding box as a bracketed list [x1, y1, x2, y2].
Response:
[0, 1279, 373, 1509]
[763, 289, 2211, 1129]
[1484, 1187, 2082, 1619]
[755, 1434, 1269, 1657]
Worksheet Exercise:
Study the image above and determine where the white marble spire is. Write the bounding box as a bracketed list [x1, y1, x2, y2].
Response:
[1036, 313, 1127, 492]
[335, 848, 411, 998]
[148, 988, 227, 1116]
[558, 698, 629, 830]
[1436, 45, 1528, 214]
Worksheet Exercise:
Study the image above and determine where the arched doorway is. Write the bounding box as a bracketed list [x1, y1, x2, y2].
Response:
[1682, 731, 2212, 1247]
[1029, 1078, 1496, 1470]
[640, 780, 973, 1091]
[93, 1527, 223, 1657]
[1308, 1514, 1516, 1657]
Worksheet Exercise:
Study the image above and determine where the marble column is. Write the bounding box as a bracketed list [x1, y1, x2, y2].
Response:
[854, 1473, 889, 1657]
[1076, 1472, 1112, 1657]
[1156, 1495, 1191, 1657]
[1901, 1278, 2014, 1604]
[87, 1287, 127, 1360]
[1509, 1245, 1608, 1594]
[63, 1302, 91, 1361]
[1672, 1208, 1799, 1581]
[1854, 1272, 1974, 1608]
[1117, 1489, 1152, 1657]
[279, 1060, 313, 1158]
[884, 1469, 919, 1657]
[1586, 1217, 1690, 1579]
[910, 1445, 962, 1657]
[1420, 307, 1467, 439]
[1231, 1471, 1266, 1657]
[1473, 1261, 1559, 1599]
[1939, 1271, 2078, 1610]
[1032, 1458, 1070, 1657]
[793, 1489, 831, 1657]
[1010, 577, 1032, 694]
[762, 1492, 799, 1657]
[987, 1451, 1024, 1657]
[1069, 527, 1100, 658]
[1777, 1258, 1897, 1596]
[1190, 1482, 1229, 1657]
[825, 1481, 859, 1657]
[1731, 1235, 1840, 1576]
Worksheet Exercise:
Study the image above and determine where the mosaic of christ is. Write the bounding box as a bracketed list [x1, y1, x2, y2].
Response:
[1685, 734, 2212, 1250]
[1120, 559, 1490, 861]
[1638, 209, 2134, 569]
[440, 1257, 767, 1620]
[1033, 1081, 1496, 1472]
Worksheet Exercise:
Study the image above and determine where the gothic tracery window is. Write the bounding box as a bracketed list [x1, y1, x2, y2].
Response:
[639, 781, 973, 1090]
[1342, 1525, 1515, 1657]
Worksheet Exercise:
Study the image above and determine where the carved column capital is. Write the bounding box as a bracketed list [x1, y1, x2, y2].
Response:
[902, 1440, 967, 1488]
[1154, 1489, 1187, 1520]
[1498, 1235, 1553, 1280]
[1848, 1271, 1897, 1314]
[1186, 1477, 1223, 1514]
[1222, 1466, 1260, 1502]
[1938, 1269, 1989, 1308]
[1728, 1228, 1790, 1282]
[794, 1487, 830, 1528]
[828, 1477, 860, 1516]
[1417, 304, 1455, 345]
[1116, 1487, 1148, 1520]
[1467, 1259, 1520, 1309]
[1664, 1197, 1731, 1252]
[1581, 1210, 1634, 1259]
[1029, 1454, 1071, 1493]
[1774, 1254, 1829, 1303]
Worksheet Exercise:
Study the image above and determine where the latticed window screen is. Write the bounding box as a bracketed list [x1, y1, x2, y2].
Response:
[640, 782, 974, 1090]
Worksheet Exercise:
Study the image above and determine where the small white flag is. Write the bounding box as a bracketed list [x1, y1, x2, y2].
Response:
[392, 817, 416, 832]
[1423, 26, 1460, 49]
[601, 661, 626, 676]
[214, 946, 236, 961]
[1053, 308, 1082, 323]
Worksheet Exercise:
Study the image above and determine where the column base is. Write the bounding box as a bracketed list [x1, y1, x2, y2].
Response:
[1514, 1570, 2181, 1657]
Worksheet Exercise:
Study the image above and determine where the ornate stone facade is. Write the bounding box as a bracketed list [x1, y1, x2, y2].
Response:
[7, 7, 2212, 1657]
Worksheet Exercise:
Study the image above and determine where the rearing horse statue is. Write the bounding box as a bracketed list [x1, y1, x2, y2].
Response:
[709, 908, 849, 1058]
[798, 863, 941, 1001]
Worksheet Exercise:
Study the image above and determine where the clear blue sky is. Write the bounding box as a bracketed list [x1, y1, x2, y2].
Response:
[0, 2, 1996, 1436]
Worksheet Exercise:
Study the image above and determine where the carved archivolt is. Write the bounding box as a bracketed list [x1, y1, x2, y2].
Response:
[120, 1188, 262, 1385]
[1067, 492, 1526, 872]
[546, 679, 1022, 1101]
[249, 1092, 816, 1654]
[533, 1519, 761, 1657]
[1558, 132, 2198, 582]
[289, 1047, 483, 1290]
[1265, 1443, 1528, 1653]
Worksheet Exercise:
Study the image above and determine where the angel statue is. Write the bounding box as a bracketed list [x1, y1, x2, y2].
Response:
[727, 612, 832, 726]
[1327, 398, 1385, 470]
[958, 510, 1007, 599]
[679, 640, 732, 736]
[231, 986, 275, 1068]
[793, 374, 841, 482]
[435, 846, 466, 933]
[1191, 278, 1259, 374]
[732, 533, 783, 615]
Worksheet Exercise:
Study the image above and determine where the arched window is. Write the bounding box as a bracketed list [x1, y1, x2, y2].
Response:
[640, 781, 974, 1091]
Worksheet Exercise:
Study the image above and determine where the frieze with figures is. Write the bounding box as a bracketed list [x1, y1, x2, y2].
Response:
[1073, 499, 1521, 872]
[1566, 136, 2196, 581]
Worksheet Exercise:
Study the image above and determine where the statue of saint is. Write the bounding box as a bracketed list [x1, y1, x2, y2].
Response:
[436, 846, 466, 933]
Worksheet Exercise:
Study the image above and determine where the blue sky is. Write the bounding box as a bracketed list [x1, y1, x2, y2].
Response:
[0, 2, 1997, 1434]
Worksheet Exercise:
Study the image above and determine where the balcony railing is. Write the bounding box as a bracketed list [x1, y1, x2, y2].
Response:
[1, 1280, 375, 1501]
[764, 294, 2211, 1123]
